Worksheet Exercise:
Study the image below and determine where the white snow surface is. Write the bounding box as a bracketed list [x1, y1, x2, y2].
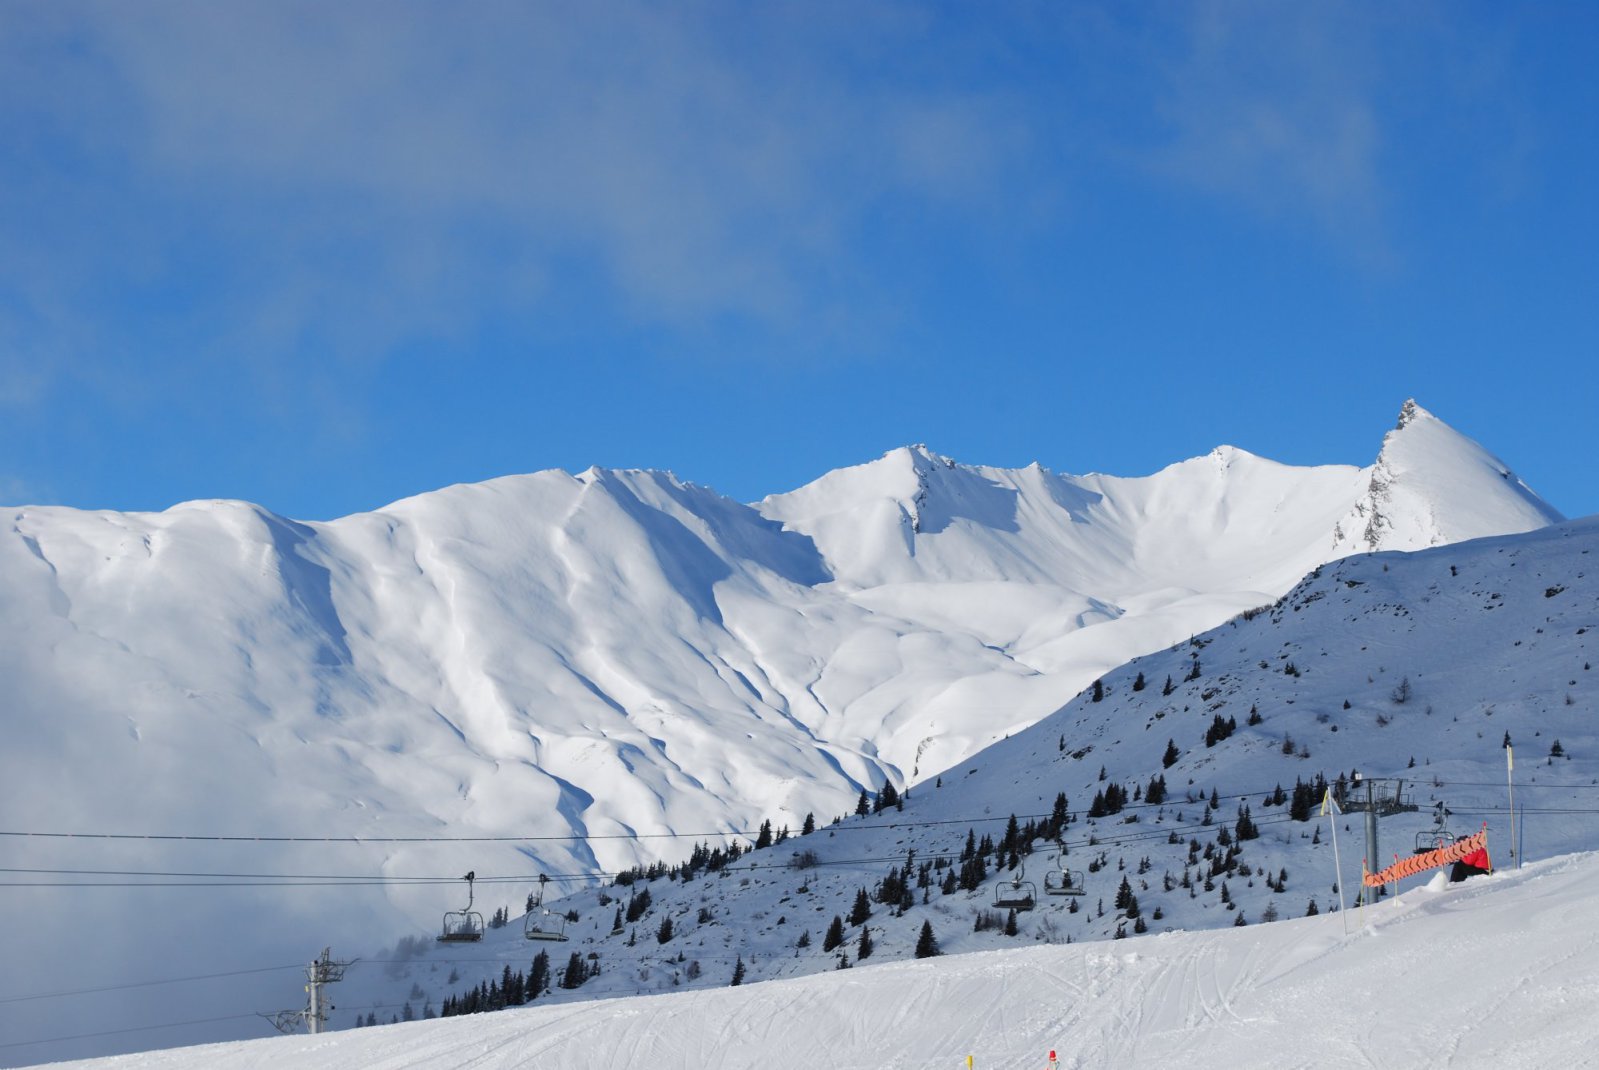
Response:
[44, 849, 1599, 1070]
[0, 401, 1574, 1063]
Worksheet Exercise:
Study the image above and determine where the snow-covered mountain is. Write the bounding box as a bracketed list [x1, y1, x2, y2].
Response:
[0, 401, 1568, 1063]
[331, 512, 1597, 1030]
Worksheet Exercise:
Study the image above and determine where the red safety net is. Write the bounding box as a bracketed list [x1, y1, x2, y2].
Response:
[1364, 825, 1491, 888]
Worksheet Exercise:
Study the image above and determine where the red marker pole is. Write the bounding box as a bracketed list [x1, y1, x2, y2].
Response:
[1047, 1051, 1059, 1069]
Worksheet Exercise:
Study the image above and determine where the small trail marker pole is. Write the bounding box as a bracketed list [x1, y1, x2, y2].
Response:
[1322, 789, 1349, 934]
[1506, 745, 1518, 868]
[1359, 859, 1369, 929]
[1047, 1050, 1059, 1069]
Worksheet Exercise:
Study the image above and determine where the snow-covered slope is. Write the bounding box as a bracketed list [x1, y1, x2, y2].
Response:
[0, 402, 1568, 1064]
[326, 514, 1596, 1032]
[46, 849, 1599, 1070]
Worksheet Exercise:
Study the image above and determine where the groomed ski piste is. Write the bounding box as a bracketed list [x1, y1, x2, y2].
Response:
[45, 850, 1599, 1069]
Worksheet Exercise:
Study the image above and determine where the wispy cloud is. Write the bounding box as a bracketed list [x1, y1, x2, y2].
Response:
[0, 1, 1030, 407]
[1138, 3, 1393, 257]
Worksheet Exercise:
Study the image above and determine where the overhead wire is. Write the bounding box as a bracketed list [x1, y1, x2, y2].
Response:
[0, 964, 305, 1005]
[0, 810, 1303, 890]
[0, 1013, 264, 1052]
[0, 767, 1557, 892]
[0, 782, 1332, 845]
[0, 957, 546, 1007]
[3, 769, 1583, 849]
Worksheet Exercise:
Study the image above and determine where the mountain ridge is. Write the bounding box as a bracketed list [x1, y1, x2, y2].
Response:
[0, 401, 1571, 1060]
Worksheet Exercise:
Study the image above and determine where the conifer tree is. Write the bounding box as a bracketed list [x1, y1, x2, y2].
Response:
[656, 916, 674, 944]
[1163, 739, 1180, 768]
[823, 915, 846, 952]
[857, 925, 874, 960]
[849, 887, 872, 925]
[731, 955, 746, 986]
[1289, 779, 1313, 822]
[1050, 793, 1069, 838]
[914, 920, 940, 958]
[529, 950, 550, 999]
[562, 951, 587, 989]
[626, 887, 652, 923]
[1146, 774, 1167, 805]
[802, 811, 816, 835]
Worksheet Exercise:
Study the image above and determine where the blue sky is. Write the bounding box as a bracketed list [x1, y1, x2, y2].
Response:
[1, 2, 1595, 520]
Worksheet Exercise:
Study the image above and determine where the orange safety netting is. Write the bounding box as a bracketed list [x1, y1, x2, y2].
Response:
[1363, 825, 1491, 888]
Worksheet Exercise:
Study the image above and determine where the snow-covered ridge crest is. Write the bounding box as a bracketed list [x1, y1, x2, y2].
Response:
[0, 402, 1562, 863]
[1331, 398, 1561, 555]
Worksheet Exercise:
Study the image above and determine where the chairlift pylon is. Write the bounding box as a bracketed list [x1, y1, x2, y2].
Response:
[524, 873, 569, 942]
[438, 871, 485, 943]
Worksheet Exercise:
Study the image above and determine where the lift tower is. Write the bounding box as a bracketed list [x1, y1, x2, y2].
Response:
[263, 947, 355, 1035]
[1337, 773, 1419, 899]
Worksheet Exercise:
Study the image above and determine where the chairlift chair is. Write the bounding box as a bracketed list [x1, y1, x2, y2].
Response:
[524, 873, 570, 942]
[993, 866, 1036, 911]
[1044, 868, 1086, 897]
[1415, 802, 1454, 854]
[438, 871, 486, 944]
[1043, 839, 1085, 896]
